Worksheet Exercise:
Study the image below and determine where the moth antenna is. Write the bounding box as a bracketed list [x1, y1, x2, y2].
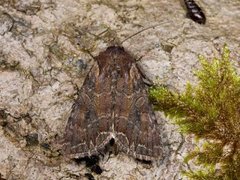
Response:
[80, 30, 109, 61]
[97, 28, 110, 36]
[120, 21, 171, 44]
[87, 28, 109, 39]
[82, 49, 95, 60]
[136, 55, 144, 62]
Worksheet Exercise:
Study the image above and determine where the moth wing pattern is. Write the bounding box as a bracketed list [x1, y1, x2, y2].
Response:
[61, 62, 113, 158]
[61, 46, 162, 161]
[114, 63, 162, 161]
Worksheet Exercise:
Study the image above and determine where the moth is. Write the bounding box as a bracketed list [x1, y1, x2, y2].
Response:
[61, 46, 162, 161]
[184, 0, 206, 24]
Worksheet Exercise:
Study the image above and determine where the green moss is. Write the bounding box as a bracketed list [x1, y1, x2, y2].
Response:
[149, 45, 240, 179]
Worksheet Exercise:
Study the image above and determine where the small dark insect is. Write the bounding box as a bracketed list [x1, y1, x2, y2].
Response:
[61, 46, 162, 161]
[184, 0, 206, 24]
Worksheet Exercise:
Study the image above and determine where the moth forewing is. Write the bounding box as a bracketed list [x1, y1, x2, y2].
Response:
[61, 46, 163, 161]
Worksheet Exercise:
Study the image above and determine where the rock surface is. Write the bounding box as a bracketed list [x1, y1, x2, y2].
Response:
[0, 0, 240, 179]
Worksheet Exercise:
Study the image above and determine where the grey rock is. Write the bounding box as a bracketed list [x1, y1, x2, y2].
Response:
[0, 0, 239, 179]
[0, 12, 13, 35]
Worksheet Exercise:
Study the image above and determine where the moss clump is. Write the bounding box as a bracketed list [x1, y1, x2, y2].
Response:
[149, 45, 240, 179]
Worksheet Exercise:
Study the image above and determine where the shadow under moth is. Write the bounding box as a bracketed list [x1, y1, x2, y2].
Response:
[61, 46, 162, 161]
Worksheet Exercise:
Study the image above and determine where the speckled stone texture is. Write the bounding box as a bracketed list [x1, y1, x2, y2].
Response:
[0, 0, 240, 179]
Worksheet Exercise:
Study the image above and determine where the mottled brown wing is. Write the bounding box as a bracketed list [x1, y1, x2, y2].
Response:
[114, 64, 162, 161]
[61, 63, 114, 158]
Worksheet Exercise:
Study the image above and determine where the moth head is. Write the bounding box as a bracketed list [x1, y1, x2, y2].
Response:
[106, 45, 125, 52]
[96, 46, 135, 72]
[104, 46, 129, 62]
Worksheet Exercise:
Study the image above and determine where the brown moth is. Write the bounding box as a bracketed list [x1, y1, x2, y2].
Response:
[61, 46, 162, 161]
